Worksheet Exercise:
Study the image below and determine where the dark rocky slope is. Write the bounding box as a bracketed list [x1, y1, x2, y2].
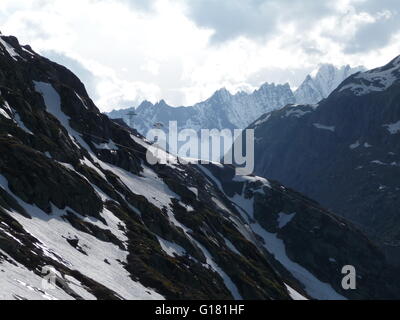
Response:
[0, 34, 398, 300]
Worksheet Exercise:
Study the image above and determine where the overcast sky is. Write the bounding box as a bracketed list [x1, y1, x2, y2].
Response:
[1, 0, 400, 111]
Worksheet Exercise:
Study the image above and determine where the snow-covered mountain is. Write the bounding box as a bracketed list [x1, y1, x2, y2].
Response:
[294, 64, 366, 105]
[108, 83, 295, 134]
[245, 55, 400, 249]
[1, 34, 398, 300]
[108, 64, 365, 138]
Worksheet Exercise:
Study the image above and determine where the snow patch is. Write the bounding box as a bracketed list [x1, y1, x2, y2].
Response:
[0, 174, 163, 300]
[251, 222, 345, 300]
[313, 123, 335, 132]
[0, 37, 22, 61]
[339, 62, 399, 96]
[277, 212, 296, 229]
[93, 140, 119, 151]
[285, 284, 308, 300]
[383, 121, 400, 134]
[254, 114, 271, 126]
[350, 141, 360, 150]
[157, 237, 186, 258]
[285, 109, 312, 118]
[223, 238, 242, 256]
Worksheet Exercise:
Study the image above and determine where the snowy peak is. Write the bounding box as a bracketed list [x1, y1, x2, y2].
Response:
[338, 55, 400, 96]
[107, 82, 295, 134]
[210, 87, 232, 102]
[295, 64, 366, 104]
[0, 35, 36, 62]
[136, 100, 154, 111]
[108, 62, 367, 135]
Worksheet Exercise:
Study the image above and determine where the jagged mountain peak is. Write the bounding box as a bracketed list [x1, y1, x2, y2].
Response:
[108, 81, 295, 134]
[295, 63, 366, 105]
[137, 99, 154, 109]
[208, 87, 232, 103]
[257, 82, 290, 92]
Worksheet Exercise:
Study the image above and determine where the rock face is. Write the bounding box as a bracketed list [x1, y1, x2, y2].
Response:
[108, 84, 295, 134]
[248, 56, 400, 249]
[294, 64, 365, 105]
[0, 34, 399, 300]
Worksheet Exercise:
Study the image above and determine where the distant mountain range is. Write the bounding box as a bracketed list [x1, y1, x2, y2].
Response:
[108, 83, 295, 134]
[107, 64, 365, 135]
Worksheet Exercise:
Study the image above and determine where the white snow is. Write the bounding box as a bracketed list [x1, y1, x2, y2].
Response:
[0, 37, 22, 61]
[21, 47, 35, 57]
[350, 141, 360, 150]
[0, 99, 33, 134]
[0, 108, 10, 119]
[195, 242, 242, 300]
[285, 109, 312, 118]
[285, 284, 308, 300]
[371, 160, 400, 167]
[233, 175, 271, 189]
[223, 238, 242, 256]
[64, 275, 97, 300]
[198, 166, 345, 300]
[277, 212, 296, 229]
[98, 160, 179, 212]
[33, 81, 88, 151]
[0, 100, 12, 119]
[295, 64, 365, 105]
[157, 237, 186, 258]
[371, 160, 388, 166]
[93, 140, 119, 151]
[251, 222, 345, 300]
[14, 112, 33, 135]
[0, 175, 163, 300]
[339, 62, 399, 96]
[313, 123, 335, 132]
[254, 114, 271, 126]
[383, 121, 400, 134]
[0, 251, 74, 300]
[75, 93, 88, 109]
[0, 226, 23, 245]
[188, 187, 198, 198]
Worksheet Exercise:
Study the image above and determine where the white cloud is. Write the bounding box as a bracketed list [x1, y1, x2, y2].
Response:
[0, 0, 399, 111]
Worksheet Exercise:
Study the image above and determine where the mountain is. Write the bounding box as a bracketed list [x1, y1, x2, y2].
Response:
[108, 83, 295, 134]
[0, 34, 399, 300]
[247, 56, 400, 251]
[294, 64, 366, 105]
[107, 64, 365, 139]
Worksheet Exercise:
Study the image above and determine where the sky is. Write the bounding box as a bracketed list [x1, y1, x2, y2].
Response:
[1, 0, 400, 112]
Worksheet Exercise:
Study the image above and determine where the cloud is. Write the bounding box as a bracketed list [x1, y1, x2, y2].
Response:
[109, 0, 156, 11]
[42, 50, 99, 99]
[184, 0, 336, 43]
[0, 0, 399, 111]
[344, 0, 400, 53]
